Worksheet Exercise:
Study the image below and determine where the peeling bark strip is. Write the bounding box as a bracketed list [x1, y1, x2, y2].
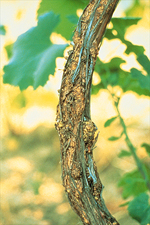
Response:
[55, 0, 119, 224]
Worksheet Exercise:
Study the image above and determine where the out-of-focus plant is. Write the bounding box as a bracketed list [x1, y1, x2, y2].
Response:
[96, 52, 150, 224]
[2, 0, 150, 224]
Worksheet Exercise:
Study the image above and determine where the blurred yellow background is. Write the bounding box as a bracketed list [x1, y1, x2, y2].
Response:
[0, 0, 150, 225]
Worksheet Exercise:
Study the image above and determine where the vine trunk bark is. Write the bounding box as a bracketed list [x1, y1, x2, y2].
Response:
[55, 0, 120, 224]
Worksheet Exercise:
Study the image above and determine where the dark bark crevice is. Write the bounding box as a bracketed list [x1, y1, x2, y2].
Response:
[55, 0, 120, 224]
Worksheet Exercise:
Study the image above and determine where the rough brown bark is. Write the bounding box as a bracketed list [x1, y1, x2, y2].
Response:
[55, 0, 120, 224]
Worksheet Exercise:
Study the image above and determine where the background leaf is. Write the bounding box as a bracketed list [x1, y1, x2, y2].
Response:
[106, 17, 141, 41]
[141, 143, 150, 156]
[118, 169, 150, 199]
[105, 18, 144, 55]
[118, 150, 132, 158]
[95, 57, 126, 88]
[125, 0, 145, 17]
[37, 0, 89, 40]
[128, 193, 150, 225]
[108, 132, 123, 141]
[104, 116, 118, 127]
[124, 39, 144, 55]
[92, 82, 105, 95]
[108, 136, 120, 141]
[94, 55, 150, 96]
[141, 208, 150, 225]
[3, 12, 68, 90]
[66, 15, 79, 24]
[0, 25, 6, 35]
[131, 68, 150, 91]
[4, 43, 13, 59]
[137, 54, 150, 74]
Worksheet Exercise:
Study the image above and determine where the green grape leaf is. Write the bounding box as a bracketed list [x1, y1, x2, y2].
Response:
[118, 169, 150, 199]
[123, 73, 150, 96]
[4, 43, 13, 59]
[124, 39, 144, 55]
[95, 57, 125, 74]
[94, 57, 126, 88]
[106, 17, 141, 41]
[92, 82, 105, 95]
[131, 68, 150, 91]
[105, 18, 144, 55]
[108, 136, 121, 141]
[108, 131, 123, 141]
[128, 193, 150, 225]
[141, 143, 150, 156]
[107, 57, 125, 70]
[3, 12, 68, 90]
[108, 72, 119, 86]
[104, 116, 118, 127]
[119, 201, 130, 207]
[118, 150, 132, 158]
[123, 54, 150, 94]
[37, 0, 89, 40]
[0, 25, 6, 35]
[137, 54, 150, 74]
[66, 15, 79, 24]
[94, 57, 106, 74]
[94, 57, 150, 96]
[141, 208, 150, 225]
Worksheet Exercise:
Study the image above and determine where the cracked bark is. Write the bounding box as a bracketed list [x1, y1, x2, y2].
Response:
[55, 0, 120, 224]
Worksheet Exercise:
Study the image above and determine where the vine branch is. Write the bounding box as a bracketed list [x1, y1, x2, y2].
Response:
[55, 0, 119, 224]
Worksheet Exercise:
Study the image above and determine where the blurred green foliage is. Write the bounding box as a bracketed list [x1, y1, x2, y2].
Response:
[128, 193, 150, 225]
[105, 17, 144, 55]
[4, 43, 13, 59]
[125, 0, 145, 17]
[2, 0, 150, 224]
[3, 12, 68, 90]
[118, 168, 150, 199]
[118, 150, 131, 158]
[37, 0, 89, 39]
[94, 53, 150, 96]
[141, 143, 150, 157]
[0, 25, 6, 35]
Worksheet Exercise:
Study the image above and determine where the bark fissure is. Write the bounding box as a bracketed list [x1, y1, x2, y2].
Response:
[55, 0, 120, 224]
